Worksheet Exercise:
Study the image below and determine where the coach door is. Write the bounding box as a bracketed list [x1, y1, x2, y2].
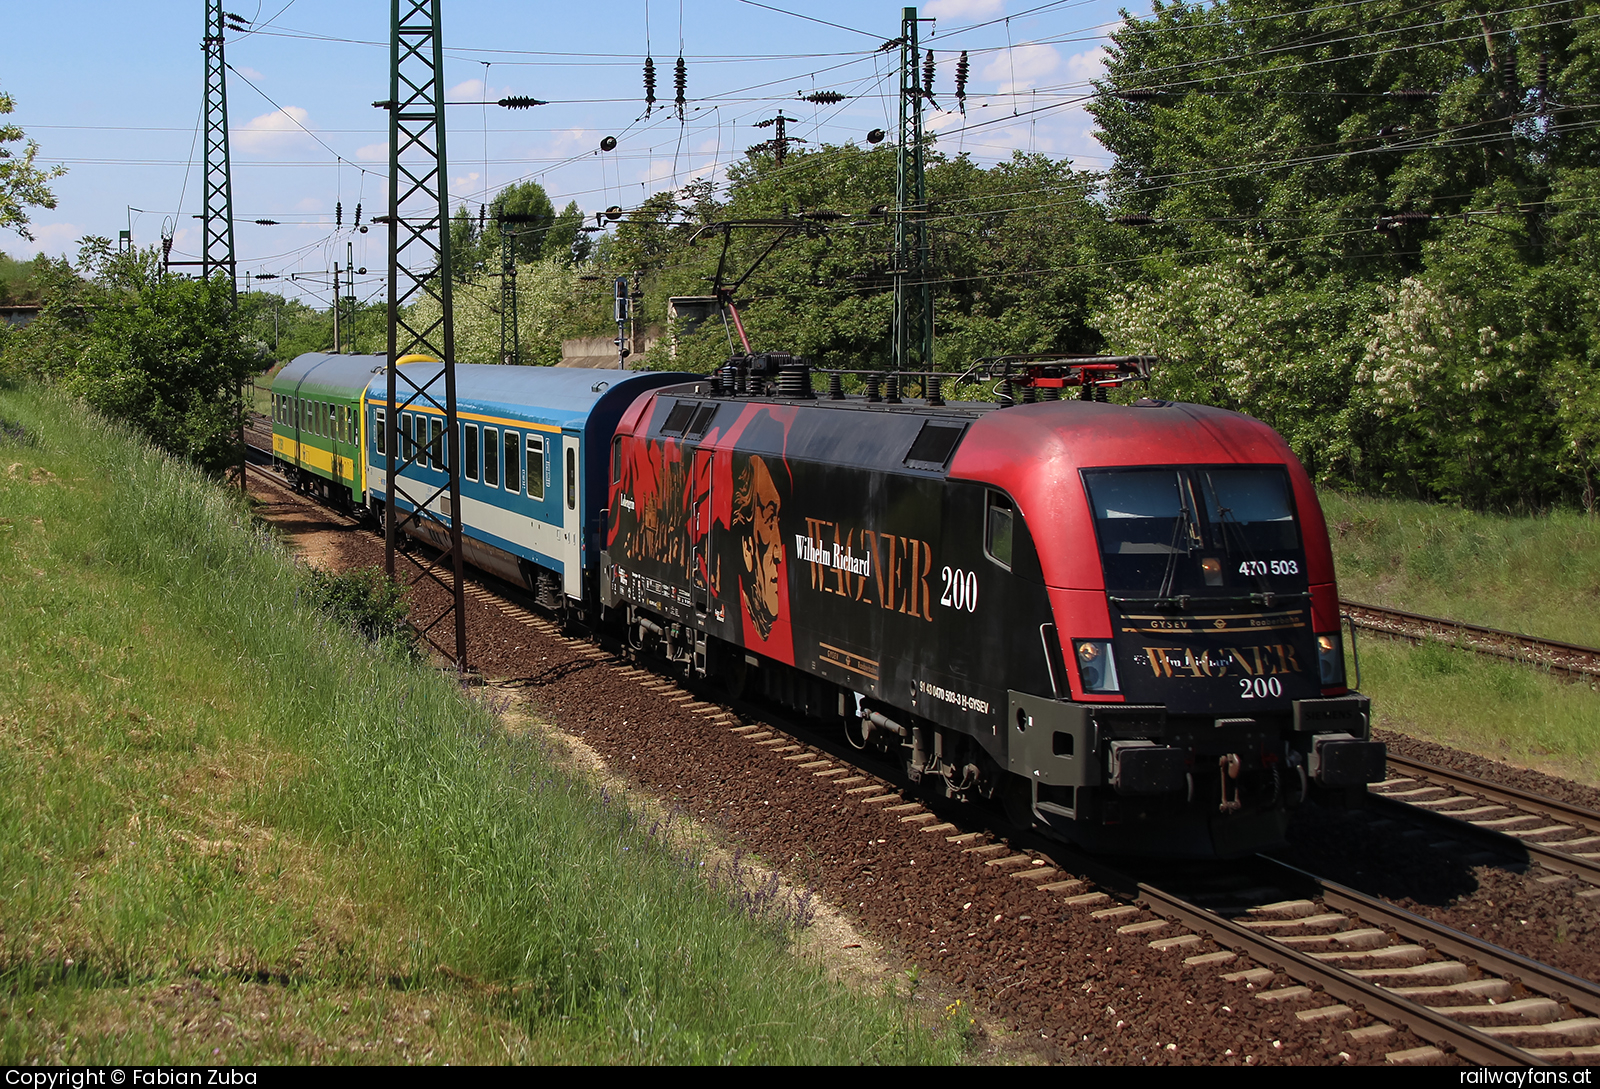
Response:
[561, 430, 583, 600]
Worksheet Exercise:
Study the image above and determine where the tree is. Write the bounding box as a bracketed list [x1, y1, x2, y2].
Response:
[5, 238, 258, 475]
[490, 180, 556, 264]
[0, 89, 65, 242]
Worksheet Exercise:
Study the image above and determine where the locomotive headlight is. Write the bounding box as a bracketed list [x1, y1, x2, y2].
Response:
[1074, 640, 1121, 694]
[1316, 633, 1346, 687]
[1199, 556, 1223, 586]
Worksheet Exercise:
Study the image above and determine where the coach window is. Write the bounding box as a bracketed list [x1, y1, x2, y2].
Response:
[430, 417, 445, 472]
[483, 427, 499, 487]
[375, 408, 386, 456]
[985, 491, 1014, 570]
[525, 436, 545, 500]
[566, 447, 577, 511]
[399, 413, 411, 460]
[504, 430, 520, 493]
[464, 423, 480, 482]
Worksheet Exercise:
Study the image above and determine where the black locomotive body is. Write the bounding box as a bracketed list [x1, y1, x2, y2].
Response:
[602, 362, 1384, 858]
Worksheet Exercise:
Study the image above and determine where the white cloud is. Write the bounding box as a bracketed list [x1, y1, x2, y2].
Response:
[294, 197, 322, 212]
[0, 220, 83, 259]
[925, 0, 1003, 17]
[236, 66, 264, 81]
[450, 171, 482, 198]
[234, 106, 312, 153]
[549, 127, 597, 153]
[1065, 45, 1108, 87]
[446, 78, 513, 103]
[980, 41, 1061, 93]
[356, 142, 389, 162]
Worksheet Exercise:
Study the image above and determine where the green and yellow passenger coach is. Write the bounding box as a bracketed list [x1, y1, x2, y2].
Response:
[270, 352, 421, 507]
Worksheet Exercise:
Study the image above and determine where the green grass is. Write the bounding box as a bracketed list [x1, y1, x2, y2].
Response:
[1319, 491, 1600, 788]
[1322, 491, 1600, 647]
[0, 384, 968, 1065]
[1354, 637, 1600, 787]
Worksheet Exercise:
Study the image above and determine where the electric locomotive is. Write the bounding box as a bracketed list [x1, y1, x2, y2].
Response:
[603, 354, 1383, 857]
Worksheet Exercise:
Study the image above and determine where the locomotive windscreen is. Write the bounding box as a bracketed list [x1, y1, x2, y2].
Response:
[1084, 467, 1304, 597]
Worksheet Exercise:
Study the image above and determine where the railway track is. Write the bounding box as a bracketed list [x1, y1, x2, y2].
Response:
[1342, 601, 1600, 682]
[1124, 856, 1600, 1066]
[1367, 755, 1600, 888]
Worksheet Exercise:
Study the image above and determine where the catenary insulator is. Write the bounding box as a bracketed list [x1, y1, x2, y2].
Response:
[644, 56, 657, 113]
[353, 203, 361, 228]
[498, 96, 547, 109]
[956, 51, 969, 111]
[674, 56, 687, 117]
[335, 201, 342, 228]
[804, 91, 846, 105]
[923, 50, 936, 96]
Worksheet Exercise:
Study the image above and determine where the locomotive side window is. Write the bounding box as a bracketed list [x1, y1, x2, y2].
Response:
[464, 423, 479, 482]
[526, 436, 545, 500]
[504, 430, 520, 493]
[611, 436, 622, 484]
[985, 492, 1014, 570]
[483, 427, 499, 487]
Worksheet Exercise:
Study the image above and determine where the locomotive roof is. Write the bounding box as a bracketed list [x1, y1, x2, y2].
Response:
[363, 362, 687, 430]
[272, 352, 387, 399]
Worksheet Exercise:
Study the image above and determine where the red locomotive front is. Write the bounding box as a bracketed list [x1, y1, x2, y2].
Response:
[602, 356, 1383, 857]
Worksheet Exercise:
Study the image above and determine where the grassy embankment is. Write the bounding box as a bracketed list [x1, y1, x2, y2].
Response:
[1320, 491, 1600, 786]
[0, 384, 967, 1064]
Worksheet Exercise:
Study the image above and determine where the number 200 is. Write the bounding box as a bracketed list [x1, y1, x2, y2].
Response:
[941, 567, 978, 612]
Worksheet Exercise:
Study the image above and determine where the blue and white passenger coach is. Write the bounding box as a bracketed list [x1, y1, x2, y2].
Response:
[363, 363, 686, 608]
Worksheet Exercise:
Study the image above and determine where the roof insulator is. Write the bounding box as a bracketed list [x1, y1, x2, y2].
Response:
[498, 96, 547, 108]
[1113, 213, 1157, 226]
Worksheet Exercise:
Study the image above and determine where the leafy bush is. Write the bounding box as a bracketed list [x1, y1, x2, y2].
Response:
[303, 564, 416, 657]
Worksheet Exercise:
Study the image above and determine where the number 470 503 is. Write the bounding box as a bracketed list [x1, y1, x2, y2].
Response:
[1238, 559, 1299, 576]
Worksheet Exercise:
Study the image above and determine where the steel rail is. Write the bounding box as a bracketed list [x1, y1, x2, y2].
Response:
[1263, 858, 1600, 1020]
[1368, 793, 1600, 888]
[1343, 600, 1600, 681]
[1135, 880, 1543, 1067]
[1386, 753, 1600, 838]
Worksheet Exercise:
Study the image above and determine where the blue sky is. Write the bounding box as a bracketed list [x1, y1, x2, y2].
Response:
[2, 0, 1133, 308]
